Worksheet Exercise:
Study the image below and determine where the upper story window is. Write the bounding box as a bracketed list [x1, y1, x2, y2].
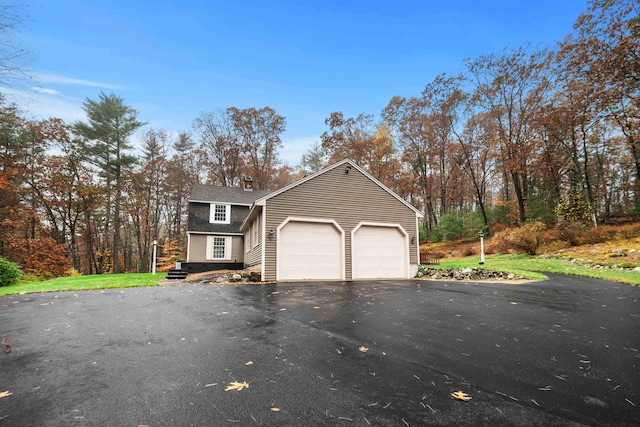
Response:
[209, 203, 231, 224]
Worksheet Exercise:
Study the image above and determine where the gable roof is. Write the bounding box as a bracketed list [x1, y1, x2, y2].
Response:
[254, 159, 423, 216]
[189, 183, 271, 205]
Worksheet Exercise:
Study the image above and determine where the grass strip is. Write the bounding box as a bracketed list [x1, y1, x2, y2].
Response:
[0, 273, 160, 296]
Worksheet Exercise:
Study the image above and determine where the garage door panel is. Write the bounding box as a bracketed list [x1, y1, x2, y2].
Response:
[353, 225, 408, 279]
[278, 221, 343, 280]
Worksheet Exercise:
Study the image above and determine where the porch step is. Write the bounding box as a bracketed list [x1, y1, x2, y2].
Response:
[166, 269, 188, 280]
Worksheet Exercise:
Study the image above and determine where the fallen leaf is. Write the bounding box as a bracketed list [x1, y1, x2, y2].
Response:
[359, 346, 369, 353]
[205, 383, 217, 387]
[451, 391, 472, 401]
[271, 408, 280, 412]
[1, 337, 11, 353]
[0, 391, 12, 399]
[313, 306, 320, 310]
[245, 361, 254, 365]
[538, 386, 552, 391]
[225, 381, 249, 392]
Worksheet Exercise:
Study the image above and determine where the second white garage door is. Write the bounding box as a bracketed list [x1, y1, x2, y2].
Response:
[352, 225, 408, 279]
[277, 220, 344, 280]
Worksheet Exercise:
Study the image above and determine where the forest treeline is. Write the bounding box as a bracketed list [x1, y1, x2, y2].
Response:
[0, 0, 638, 277]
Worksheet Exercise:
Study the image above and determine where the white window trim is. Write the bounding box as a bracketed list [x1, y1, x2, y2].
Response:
[209, 203, 231, 224]
[245, 229, 251, 253]
[206, 236, 232, 260]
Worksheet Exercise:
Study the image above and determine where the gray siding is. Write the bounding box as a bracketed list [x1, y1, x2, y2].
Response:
[188, 234, 244, 263]
[244, 212, 263, 267]
[263, 165, 418, 281]
[188, 203, 250, 234]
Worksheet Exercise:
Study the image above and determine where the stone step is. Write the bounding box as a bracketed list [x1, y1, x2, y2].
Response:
[166, 269, 188, 280]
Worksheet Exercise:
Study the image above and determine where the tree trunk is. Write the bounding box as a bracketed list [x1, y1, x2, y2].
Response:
[511, 170, 527, 224]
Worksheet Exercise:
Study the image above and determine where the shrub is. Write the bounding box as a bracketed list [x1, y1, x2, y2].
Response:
[431, 213, 465, 242]
[461, 246, 476, 257]
[491, 221, 547, 255]
[553, 221, 586, 246]
[0, 257, 23, 287]
[8, 237, 71, 279]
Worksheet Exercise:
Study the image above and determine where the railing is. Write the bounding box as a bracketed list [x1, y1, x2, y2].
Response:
[420, 252, 441, 265]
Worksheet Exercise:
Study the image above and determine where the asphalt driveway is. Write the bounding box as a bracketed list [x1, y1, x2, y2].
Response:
[1, 274, 638, 426]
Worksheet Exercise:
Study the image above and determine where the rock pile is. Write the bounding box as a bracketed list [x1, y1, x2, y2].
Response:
[185, 270, 262, 284]
[416, 266, 527, 281]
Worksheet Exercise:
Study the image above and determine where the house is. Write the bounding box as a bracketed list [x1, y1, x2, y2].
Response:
[184, 178, 270, 272]
[182, 159, 423, 281]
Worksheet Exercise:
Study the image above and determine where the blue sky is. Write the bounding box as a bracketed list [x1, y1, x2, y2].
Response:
[9, 0, 587, 164]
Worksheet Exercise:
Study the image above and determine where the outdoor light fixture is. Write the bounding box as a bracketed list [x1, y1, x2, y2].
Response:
[479, 231, 485, 265]
[345, 165, 352, 174]
[411, 236, 416, 244]
[268, 229, 275, 239]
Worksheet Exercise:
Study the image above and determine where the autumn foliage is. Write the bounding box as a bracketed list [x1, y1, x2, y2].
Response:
[491, 222, 547, 256]
[0, 0, 639, 279]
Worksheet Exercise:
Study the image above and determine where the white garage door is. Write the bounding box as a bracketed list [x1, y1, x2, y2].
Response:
[352, 225, 408, 279]
[278, 221, 343, 280]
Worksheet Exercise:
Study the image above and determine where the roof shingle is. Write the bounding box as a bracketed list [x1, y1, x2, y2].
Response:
[189, 183, 271, 205]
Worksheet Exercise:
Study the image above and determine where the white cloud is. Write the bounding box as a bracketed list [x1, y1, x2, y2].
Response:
[0, 71, 132, 123]
[30, 86, 60, 95]
[3, 87, 86, 123]
[34, 72, 129, 91]
[280, 135, 320, 165]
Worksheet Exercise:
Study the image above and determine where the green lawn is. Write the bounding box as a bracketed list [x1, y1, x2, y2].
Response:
[2, 255, 639, 296]
[0, 273, 161, 296]
[435, 254, 640, 286]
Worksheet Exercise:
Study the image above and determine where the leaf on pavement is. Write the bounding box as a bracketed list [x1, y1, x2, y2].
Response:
[225, 381, 249, 392]
[0, 391, 12, 399]
[245, 361, 254, 365]
[538, 386, 552, 391]
[271, 407, 280, 412]
[451, 391, 472, 401]
[359, 346, 369, 353]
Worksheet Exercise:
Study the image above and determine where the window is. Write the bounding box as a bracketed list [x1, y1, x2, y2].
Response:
[206, 236, 231, 260]
[252, 217, 259, 248]
[209, 204, 231, 224]
[212, 237, 226, 259]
